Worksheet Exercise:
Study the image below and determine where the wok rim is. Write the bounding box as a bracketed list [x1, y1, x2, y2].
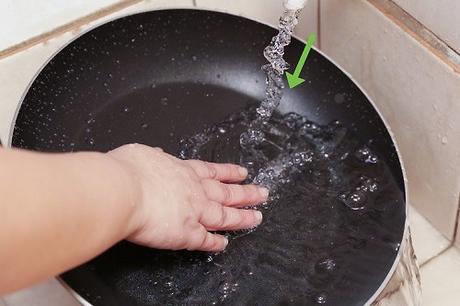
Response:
[7, 7, 409, 306]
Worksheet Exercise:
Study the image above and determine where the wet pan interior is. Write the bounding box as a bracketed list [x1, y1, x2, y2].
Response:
[11, 9, 405, 306]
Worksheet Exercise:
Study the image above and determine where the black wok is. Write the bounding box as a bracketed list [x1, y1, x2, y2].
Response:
[10, 9, 406, 306]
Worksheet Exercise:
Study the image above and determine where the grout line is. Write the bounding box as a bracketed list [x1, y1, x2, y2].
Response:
[317, 0, 321, 49]
[421, 196, 460, 269]
[0, 0, 142, 60]
[420, 245, 452, 268]
[368, 0, 460, 74]
[452, 194, 460, 243]
[192, 0, 197, 7]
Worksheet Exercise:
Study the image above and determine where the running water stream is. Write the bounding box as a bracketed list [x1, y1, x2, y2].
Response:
[240, 9, 300, 150]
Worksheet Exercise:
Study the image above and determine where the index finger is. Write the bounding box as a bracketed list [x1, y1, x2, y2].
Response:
[185, 160, 248, 183]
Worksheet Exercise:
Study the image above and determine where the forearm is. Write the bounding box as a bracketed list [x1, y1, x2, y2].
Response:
[0, 148, 138, 294]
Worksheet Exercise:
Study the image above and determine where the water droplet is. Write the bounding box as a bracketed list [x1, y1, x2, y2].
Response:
[356, 146, 378, 164]
[441, 136, 448, 144]
[160, 97, 168, 106]
[314, 293, 327, 304]
[339, 190, 367, 210]
[315, 258, 337, 273]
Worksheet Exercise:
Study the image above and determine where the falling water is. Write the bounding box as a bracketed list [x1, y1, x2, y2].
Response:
[240, 9, 301, 150]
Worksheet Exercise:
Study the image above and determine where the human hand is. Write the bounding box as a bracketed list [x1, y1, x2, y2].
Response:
[108, 144, 268, 252]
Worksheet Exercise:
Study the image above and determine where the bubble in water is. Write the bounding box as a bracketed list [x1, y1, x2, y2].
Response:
[356, 146, 379, 164]
[314, 293, 327, 304]
[123, 106, 130, 113]
[240, 128, 265, 148]
[339, 190, 367, 211]
[360, 176, 379, 192]
[160, 97, 168, 106]
[86, 137, 95, 146]
[141, 123, 149, 129]
[315, 258, 337, 273]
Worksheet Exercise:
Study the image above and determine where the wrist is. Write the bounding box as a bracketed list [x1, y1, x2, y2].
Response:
[103, 151, 144, 240]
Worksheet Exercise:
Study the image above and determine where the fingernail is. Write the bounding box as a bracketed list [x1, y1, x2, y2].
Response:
[255, 211, 263, 223]
[258, 187, 269, 198]
[238, 167, 248, 177]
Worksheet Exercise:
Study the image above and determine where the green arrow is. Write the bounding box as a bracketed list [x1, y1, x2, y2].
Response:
[285, 33, 317, 89]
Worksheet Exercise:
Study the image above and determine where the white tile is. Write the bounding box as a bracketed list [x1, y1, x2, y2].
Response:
[2, 278, 79, 306]
[320, 0, 460, 239]
[195, 0, 318, 43]
[0, 0, 194, 145]
[392, 0, 460, 53]
[0, 298, 6, 306]
[420, 247, 460, 306]
[0, 0, 120, 51]
[409, 206, 450, 265]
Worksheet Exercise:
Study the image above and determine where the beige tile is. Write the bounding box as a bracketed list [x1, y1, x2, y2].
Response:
[2, 278, 79, 306]
[420, 247, 460, 306]
[409, 206, 451, 265]
[0, 0, 194, 145]
[392, 0, 460, 53]
[0, 298, 5, 306]
[0, 0, 120, 51]
[195, 0, 318, 43]
[320, 0, 460, 239]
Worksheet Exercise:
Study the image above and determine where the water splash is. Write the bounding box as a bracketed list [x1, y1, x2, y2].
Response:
[174, 105, 406, 305]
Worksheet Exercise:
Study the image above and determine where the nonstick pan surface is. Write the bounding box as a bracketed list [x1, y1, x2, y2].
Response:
[11, 9, 406, 306]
